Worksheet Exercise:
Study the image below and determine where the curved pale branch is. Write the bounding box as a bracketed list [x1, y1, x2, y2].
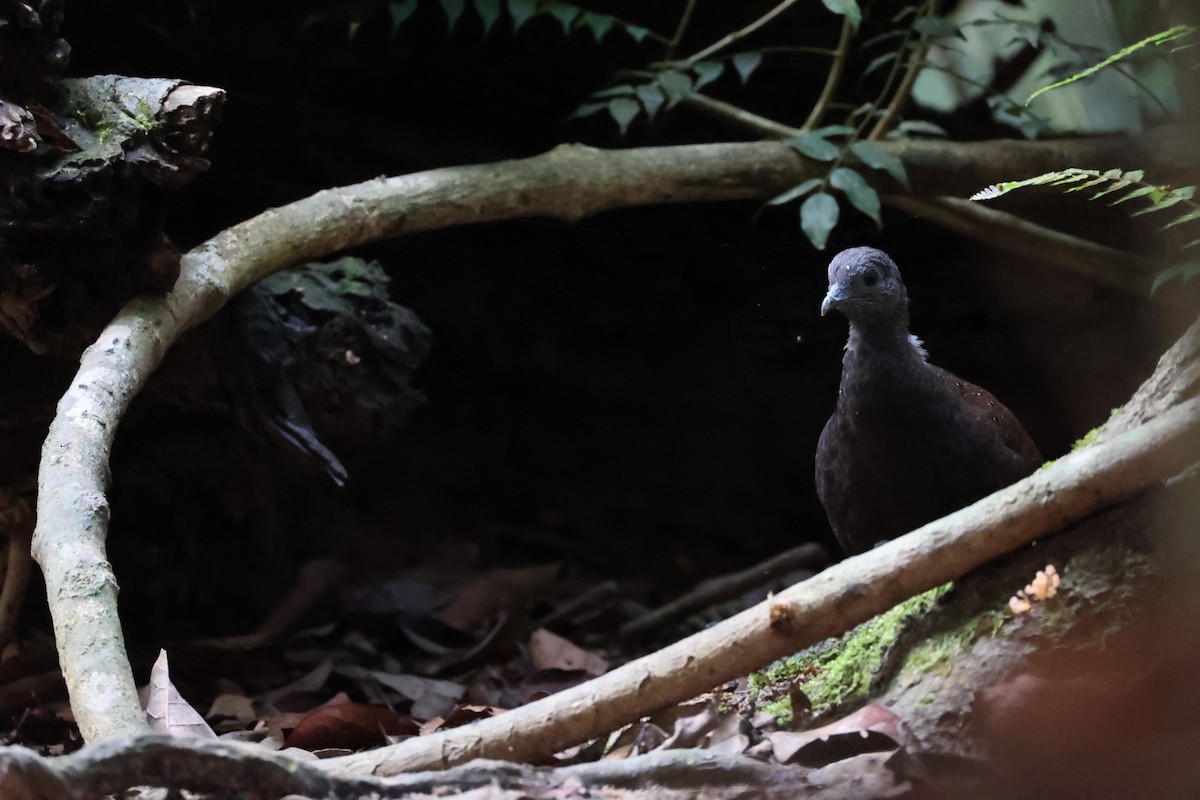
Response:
[31, 130, 1194, 744]
[29, 142, 812, 743]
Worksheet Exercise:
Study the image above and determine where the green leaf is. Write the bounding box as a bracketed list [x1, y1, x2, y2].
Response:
[1066, 176, 1111, 192]
[607, 97, 641, 137]
[578, 11, 614, 42]
[864, 51, 897, 79]
[508, 0, 536, 32]
[1161, 207, 1200, 230]
[439, 0, 466, 31]
[1050, 173, 1090, 186]
[658, 71, 693, 107]
[1150, 261, 1200, 295]
[830, 167, 882, 225]
[732, 52, 763, 84]
[821, 0, 861, 28]
[914, 16, 964, 39]
[767, 178, 823, 206]
[787, 133, 839, 161]
[348, 19, 362, 39]
[567, 102, 607, 120]
[850, 140, 909, 188]
[894, 119, 947, 138]
[1108, 185, 1160, 205]
[474, 0, 502, 35]
[543, 1, 579, 34]
[625, 24, 650, 43]
[1027, 24, 1195, 106]
[810, 125, 856, 138]
[692, 61, 725, 90]
[801, 192, 840, 250]
[591, 84, 636, 98]
[635, 84, 666, 121]
[1091, 180, 1131, 200]
[1131, 196, 1186, 216]
[389, 0, 418, 33]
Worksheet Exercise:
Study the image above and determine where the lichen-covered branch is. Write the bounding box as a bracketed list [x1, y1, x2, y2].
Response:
[31, 131, 1196, 745]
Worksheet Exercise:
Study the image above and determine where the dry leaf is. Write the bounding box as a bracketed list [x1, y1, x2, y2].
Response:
[766, 703, 908, 767]
[260, 659, 332, 706]
[660, 701, 721, 749]
[206, 693, 256, 724]
[529, 628, 608, 675]
[368, 670, 464, 720]
[144, 649, 218, 740]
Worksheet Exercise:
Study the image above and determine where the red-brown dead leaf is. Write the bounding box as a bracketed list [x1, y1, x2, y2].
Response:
[285, 701, 419, 751]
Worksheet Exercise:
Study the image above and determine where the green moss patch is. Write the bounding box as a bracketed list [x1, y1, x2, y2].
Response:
[751, 583, 954, 718]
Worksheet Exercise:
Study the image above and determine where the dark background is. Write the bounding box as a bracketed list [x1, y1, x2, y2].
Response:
[51, 0, 1176, 636]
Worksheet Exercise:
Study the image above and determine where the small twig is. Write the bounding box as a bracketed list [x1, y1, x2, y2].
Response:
[801, 17, 855, 132]
[680, 93, 800, 138]
[648, 45, 837, 71]
[664, 0, 699, 62]
[535, 580, 619, 629]
[869, 0, 945, 140]
[884, 194, 1156, 295]
[1112, 64, 1173, 118]
[685, 0, 804, 65]
[620, 543, 827, 640]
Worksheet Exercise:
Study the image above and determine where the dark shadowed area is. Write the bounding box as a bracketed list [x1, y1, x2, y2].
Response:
[24, 0, 1169, 641]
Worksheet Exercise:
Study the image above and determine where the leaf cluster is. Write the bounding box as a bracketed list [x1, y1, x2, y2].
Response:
[392, 0, 652, 40]
[570, 53, 764, 136]
[771, 129, 909, 250]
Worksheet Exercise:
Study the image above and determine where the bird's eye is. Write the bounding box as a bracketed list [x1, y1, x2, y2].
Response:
[862, 268, 879, 287]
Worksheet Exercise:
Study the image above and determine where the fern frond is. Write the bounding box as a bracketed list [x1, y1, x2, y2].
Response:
[1026, 24, 1195, 106]
[973, 167, 1200, 296]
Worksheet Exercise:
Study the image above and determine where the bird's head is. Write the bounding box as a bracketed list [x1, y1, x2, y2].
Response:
[821, 246, 908, 325]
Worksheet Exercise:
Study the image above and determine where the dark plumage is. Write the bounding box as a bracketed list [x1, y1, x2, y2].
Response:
[815, 247, 1041, 555]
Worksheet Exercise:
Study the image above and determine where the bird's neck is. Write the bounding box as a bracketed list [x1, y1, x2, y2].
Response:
[844, 305, 915, 355]
[842, 306, 928, 379]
